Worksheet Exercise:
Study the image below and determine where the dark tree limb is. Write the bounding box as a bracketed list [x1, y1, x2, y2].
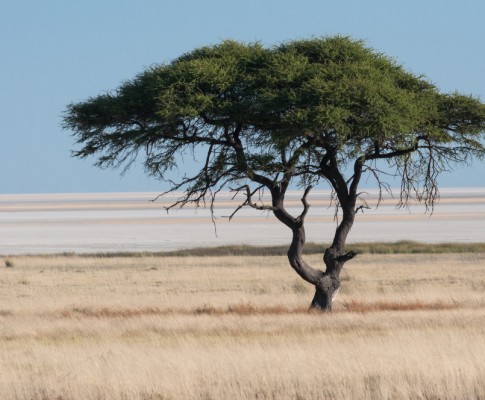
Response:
[337, 251, 357, 262]
[364, 143, 419, 161]
[227, 185, 275, 221]
[294, 185, 312, 225]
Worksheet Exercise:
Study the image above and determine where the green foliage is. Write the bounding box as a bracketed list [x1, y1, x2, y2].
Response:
[64, 36, 485, 208]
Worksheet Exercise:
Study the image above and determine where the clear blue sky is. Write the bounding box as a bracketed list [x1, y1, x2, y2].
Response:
[1, 0, 484, 194]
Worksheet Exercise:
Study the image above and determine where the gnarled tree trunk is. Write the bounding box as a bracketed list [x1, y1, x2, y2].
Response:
[309, 203, 357, 311]
[268, 149, 359, 312]
[310, 273, 341, 311]
[286, 220, 356, 312]
[272, 189, 356, 312]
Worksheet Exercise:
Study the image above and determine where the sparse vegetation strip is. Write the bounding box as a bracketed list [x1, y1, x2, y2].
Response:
[0, 301, 463, 320]
[4, 241, 485, 259]
[61, 301, 461, 317]
[158, 241, 485, 256]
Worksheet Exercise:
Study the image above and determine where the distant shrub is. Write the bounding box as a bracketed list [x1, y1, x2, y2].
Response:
[5, 259, 14, 268]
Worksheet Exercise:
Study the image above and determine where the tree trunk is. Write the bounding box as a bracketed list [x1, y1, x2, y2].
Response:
[286, 225, 323, 285]
[310, 274, 340, 311]
[287, 225, 355, 312]
[308, 206, 357, 312]
[271, 185, 356, 313]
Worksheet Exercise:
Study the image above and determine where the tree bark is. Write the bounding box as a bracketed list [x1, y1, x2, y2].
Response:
[282, 203, 357, 312]
[287, 225, 322, 285]
[309, 203, 357, 312]
[270, 181, 357, 313]
[310, 274, 340, 311]
[304, 146, 359, 311]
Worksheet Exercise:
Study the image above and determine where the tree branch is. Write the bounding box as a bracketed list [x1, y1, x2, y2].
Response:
[319, 147, 349, 203]
[349, 156, 364, 198]
[363, 137, 425, 161]
[294, 185, 312, 226]
[336, 251, 357, 262]
[227, 185, 275, 220]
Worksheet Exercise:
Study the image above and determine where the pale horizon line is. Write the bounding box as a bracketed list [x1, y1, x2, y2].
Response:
[1, 186, 485, 199]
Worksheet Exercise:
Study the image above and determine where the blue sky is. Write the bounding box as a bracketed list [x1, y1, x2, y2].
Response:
[1, 0, 484, 194]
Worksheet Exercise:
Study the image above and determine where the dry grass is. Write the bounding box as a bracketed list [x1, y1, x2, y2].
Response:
[1, 252, 485, 399]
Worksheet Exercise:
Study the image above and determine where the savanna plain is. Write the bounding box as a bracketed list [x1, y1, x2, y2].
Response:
[1, 248, 485, 400]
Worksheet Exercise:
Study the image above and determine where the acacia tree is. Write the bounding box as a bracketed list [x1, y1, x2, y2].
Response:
[64, 37, 485, 311]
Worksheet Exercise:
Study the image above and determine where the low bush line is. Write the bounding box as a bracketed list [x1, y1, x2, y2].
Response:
[4, 241, 485, 259]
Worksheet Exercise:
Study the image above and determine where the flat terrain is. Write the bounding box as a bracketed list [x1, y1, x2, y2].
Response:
[1, 188, 485, 254]
[1, 252, 485, 399]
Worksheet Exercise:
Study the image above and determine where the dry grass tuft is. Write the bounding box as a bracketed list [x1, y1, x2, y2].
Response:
[197, 303, 309, 315]
[341, 300, 460, 313]
[55, 302, 464, 318]
[60, 306, 165, 319]
[58, 304, 310, 318]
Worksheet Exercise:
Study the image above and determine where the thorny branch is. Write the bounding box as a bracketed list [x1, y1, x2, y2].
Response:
[227, 185, 275, 220]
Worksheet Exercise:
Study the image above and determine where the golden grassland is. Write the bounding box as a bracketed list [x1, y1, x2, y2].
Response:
[1, 251, 485, 399]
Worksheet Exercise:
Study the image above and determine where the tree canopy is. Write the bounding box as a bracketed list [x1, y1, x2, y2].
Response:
[64, 36, 485, 310]
[65, 36, 485, 209]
